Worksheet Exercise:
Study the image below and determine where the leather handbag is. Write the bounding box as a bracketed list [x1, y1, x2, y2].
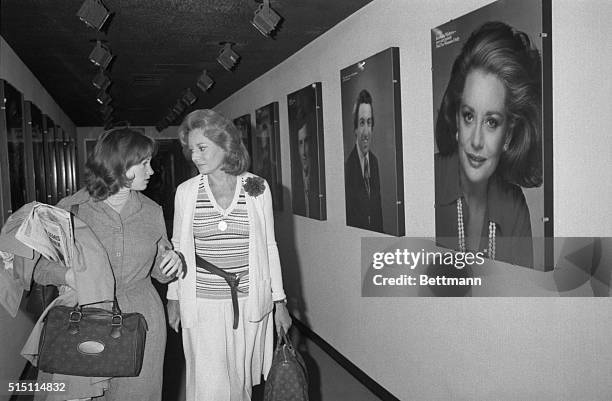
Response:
[264, 329, 309, 401]
[37, 298, 148, 377]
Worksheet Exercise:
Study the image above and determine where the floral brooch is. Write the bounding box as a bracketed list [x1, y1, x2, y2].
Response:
[243, 177, 265, 198]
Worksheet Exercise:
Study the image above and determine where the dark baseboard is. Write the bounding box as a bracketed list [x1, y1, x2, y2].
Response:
[292, 317, 400, 401]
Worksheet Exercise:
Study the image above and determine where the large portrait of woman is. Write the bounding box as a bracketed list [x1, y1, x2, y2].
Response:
[432, 0, 552, 270]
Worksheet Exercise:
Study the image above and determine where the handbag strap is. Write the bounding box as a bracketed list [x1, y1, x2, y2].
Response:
[77, 297, 122, 315]
[70, 203, 122, 317]
[276, 327, 293, 349]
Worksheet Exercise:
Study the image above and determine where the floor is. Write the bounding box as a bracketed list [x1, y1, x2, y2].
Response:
[162, 325, 382, 401]
[12, 326, 382, 401]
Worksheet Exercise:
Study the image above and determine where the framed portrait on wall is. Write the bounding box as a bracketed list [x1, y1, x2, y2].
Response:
[340, 47, 404, 236]
[431, 0, 552, 270]
[254, 102, 282, 210]
[233, 114, 253, 166]
[287, 82, 326, 220]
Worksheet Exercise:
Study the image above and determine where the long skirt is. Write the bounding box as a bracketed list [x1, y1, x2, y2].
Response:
[182, 297, 272, 401]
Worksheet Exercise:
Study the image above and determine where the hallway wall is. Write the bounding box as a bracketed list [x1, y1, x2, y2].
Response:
[0, 36, 77, 398]
[214, 0, 612, 399]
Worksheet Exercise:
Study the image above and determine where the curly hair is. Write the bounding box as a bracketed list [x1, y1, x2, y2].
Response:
[85, 128, 156, 200]
[177, 109, 250, 176]
[435, 21, 542, 188]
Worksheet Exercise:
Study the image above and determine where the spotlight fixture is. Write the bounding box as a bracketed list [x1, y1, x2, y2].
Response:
[100, 105, 113, 119]
[172, 101, 186, 116]
[252, 0, 282, 37]
[96, 89, 112, 105]
[77, 0, 111, 31]
[167, 107, 179, 123]
[181, 88, 197, 106]
[92, 70, 111, 90]
[196, 70, 214, 92]
[217, 43, 240, 71]
[89, 41, 113, 69]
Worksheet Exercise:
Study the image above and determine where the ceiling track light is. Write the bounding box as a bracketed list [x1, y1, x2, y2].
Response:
[96, 89, 112, 105]
[100, 105, 113, 119]
[77, 0, 111, 31]
[217, 43, 240, 71]
[252, 0, 282, 37]
[92, 69, 111, 90]
[172, 101, 186, 116]
[197, 70, 214, 92]
[89, 41, 113, 69]
[181, 88, 197, 106]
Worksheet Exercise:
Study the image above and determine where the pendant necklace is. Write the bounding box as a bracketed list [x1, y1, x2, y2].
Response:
[457, 197, 496, 259]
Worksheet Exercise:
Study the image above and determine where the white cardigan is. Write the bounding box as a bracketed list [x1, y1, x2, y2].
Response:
[167, 172, 286, 328]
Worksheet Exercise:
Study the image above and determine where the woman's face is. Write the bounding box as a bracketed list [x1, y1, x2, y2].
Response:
[188, 129, 226, 175]
[457, 69, 508, 186]
[126, 157, 153, 191]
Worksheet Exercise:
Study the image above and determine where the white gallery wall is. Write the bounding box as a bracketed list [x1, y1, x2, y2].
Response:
[215, 0, 612, 399]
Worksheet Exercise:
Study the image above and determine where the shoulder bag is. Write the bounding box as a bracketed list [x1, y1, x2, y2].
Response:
[37, 203, 148, 377]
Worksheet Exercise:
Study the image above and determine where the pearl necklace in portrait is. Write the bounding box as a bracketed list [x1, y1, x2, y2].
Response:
[456, 197, 496, 260]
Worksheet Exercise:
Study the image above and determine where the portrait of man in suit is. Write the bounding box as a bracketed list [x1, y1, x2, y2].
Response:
[288, 83, 326, 220]
[344, 89, 383, 232]
[292, 116, 319, 218]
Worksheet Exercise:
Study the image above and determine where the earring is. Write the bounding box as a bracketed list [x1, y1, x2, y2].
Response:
[503, 143, 509, 152]
[455, 131, 458, 142]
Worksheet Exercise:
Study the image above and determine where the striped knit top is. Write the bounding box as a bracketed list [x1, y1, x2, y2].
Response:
[193, 174, 250, 299]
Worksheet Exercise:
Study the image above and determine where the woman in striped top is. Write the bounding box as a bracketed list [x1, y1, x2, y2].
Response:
[167, 109, 292, 401]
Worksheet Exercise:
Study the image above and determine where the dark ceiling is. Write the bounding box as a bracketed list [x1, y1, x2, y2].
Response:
[1, 0, 371, 127]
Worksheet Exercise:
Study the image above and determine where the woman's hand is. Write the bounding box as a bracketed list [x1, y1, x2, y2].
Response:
[167, 299, 181, 332]
[274, 302, 292, 336]
[160, 250, 185, 278]
[64, 268, 76, 289]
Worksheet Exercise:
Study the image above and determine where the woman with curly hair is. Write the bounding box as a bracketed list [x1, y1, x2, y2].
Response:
[435, 21, 543, 268]
[33, 127, 183, 400]
[167, 109, 292, 401]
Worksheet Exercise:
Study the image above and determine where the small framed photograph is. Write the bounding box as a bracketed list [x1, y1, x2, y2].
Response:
[254, 102, 282, 210]
[287, 82, 326, 220]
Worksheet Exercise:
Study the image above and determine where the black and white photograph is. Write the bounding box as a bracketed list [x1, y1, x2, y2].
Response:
[432, 0, 551, 269]
[254, 102, 282, 210]
[341, 47, 404, 236]
[287, 82, 326, 220]
[233, 113, 253, 163]
[1, 1, 612, 400]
